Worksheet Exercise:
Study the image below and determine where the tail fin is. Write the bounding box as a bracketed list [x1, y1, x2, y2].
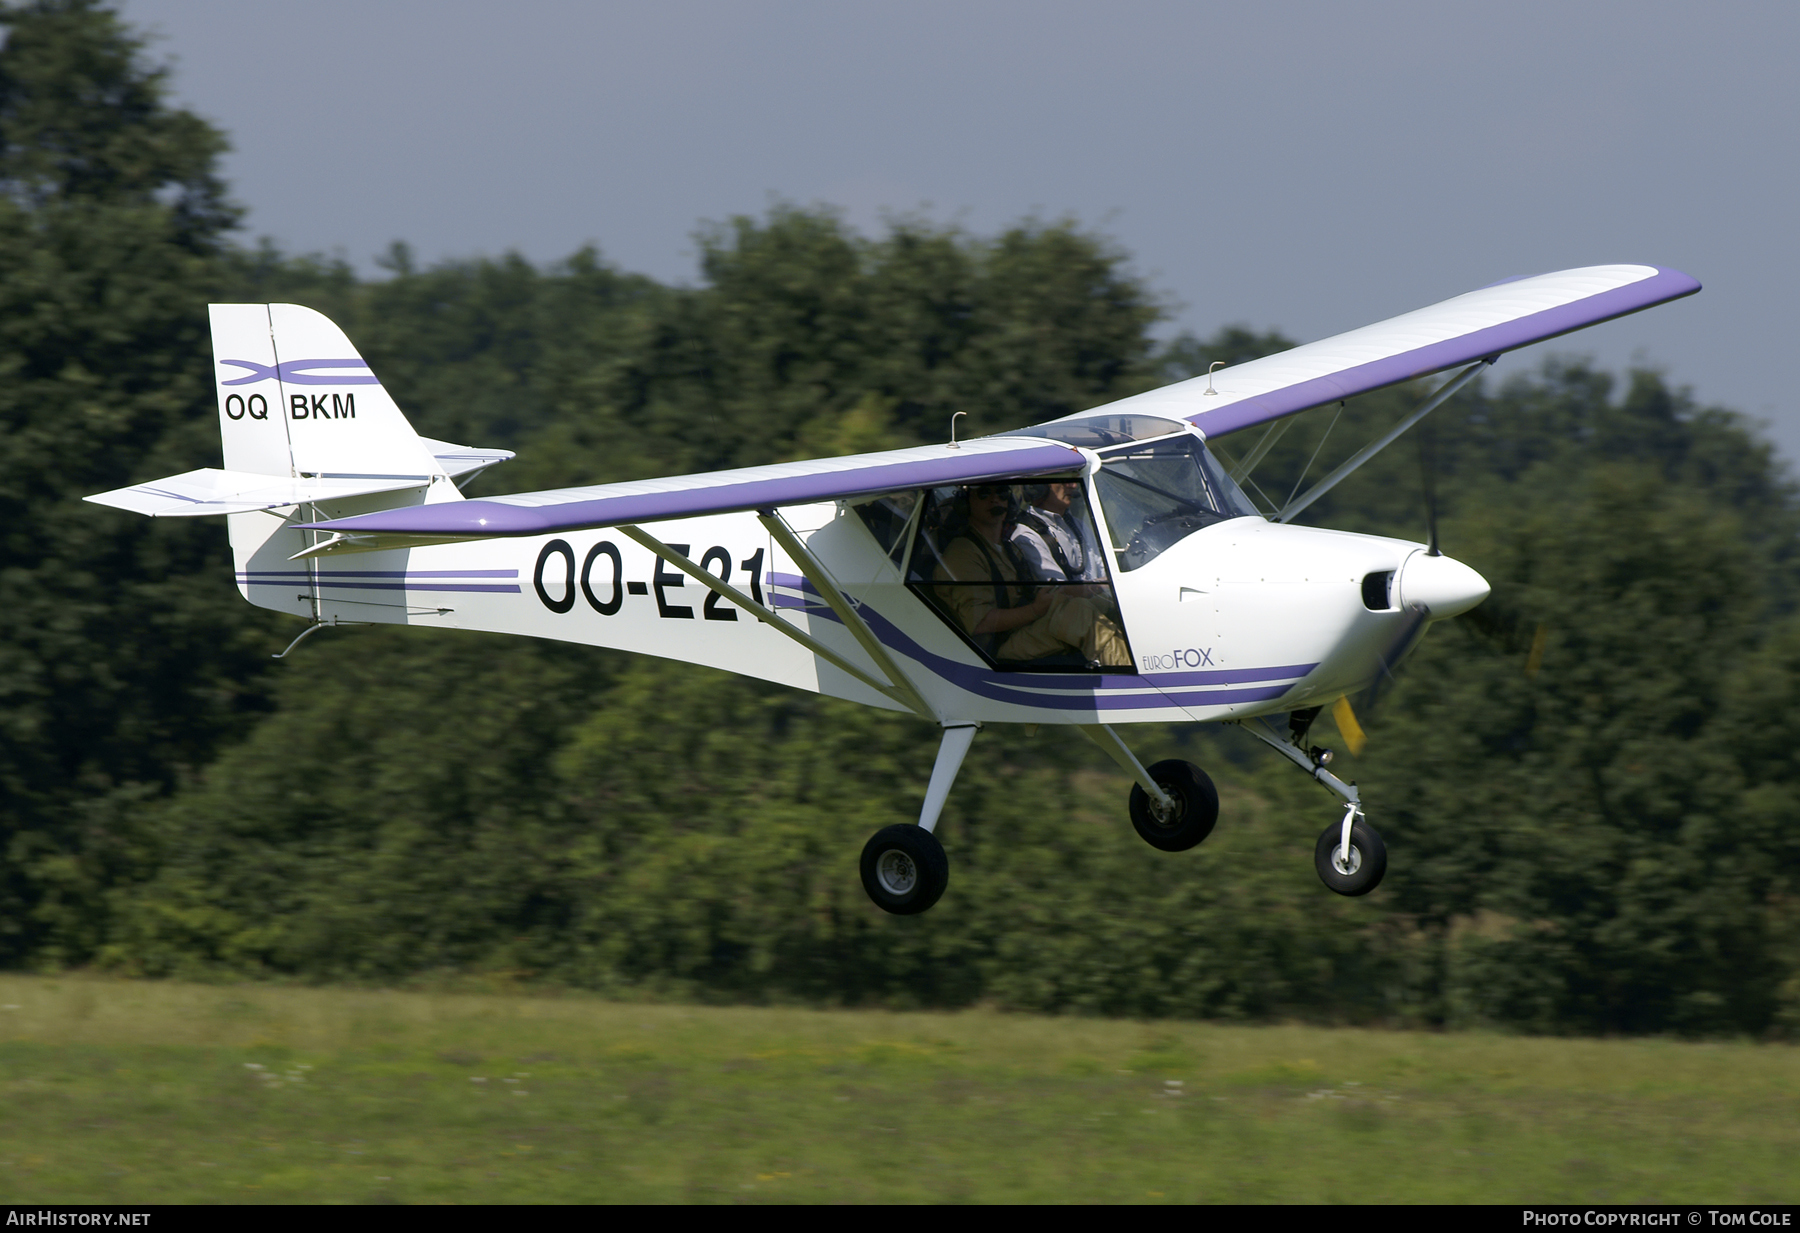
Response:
[210, 303, 444, 480]
[87, 304, 515, 624]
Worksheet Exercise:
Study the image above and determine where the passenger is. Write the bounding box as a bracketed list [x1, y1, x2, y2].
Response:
[1022, 478, 1101, 583]
[934, 483, 1130, 667]
[1012, 480, 1108, 595]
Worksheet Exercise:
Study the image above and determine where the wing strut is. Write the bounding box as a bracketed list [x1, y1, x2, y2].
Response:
[756, 510, 937, 721]
[615, 524, 935, 722]
[1274, 358, 1492, 524]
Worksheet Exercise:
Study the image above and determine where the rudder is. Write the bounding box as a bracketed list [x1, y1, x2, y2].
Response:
[210, 303, 443, 481]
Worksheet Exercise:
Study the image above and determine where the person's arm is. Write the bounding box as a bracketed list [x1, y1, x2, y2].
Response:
[972, 589, 1052, 633]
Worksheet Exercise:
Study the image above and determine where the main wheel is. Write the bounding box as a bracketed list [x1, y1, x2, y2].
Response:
[1128, 759, 1220, 852]
[860, 824, 950, 915]
[1314, 818, 1387, 896]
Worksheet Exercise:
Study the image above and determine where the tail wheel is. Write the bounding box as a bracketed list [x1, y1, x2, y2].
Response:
[860, 824, 950, 915]
[1128, 759, 1220, 852]
[1314, 819, 1387, 896]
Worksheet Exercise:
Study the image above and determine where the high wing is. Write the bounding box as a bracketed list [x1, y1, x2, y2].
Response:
[296, 435, 1082, 546]
[295, 263, 1695, 545]
[1072, 264, 1700, 438]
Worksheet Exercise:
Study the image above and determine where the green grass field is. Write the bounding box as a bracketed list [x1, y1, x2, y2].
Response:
[0, 975, 1794, 1204]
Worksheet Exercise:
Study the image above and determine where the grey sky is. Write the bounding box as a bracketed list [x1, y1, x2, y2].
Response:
[122, 1, 1799, 458]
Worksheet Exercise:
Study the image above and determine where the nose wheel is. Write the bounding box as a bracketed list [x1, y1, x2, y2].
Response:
[1313, 810, 1386, 896]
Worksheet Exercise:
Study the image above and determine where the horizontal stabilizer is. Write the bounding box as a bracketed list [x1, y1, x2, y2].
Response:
[85, 468, 429, 517]
[297, 435, 1083, 543]
[1078, 264, 1701, 438]
[419, 437, 515, 480]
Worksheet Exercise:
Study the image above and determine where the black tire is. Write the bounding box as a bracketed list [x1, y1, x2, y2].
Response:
[860, 824, 950, 915]
[1128, 759, 1220, 852]
[1314, 818, 1387, 896]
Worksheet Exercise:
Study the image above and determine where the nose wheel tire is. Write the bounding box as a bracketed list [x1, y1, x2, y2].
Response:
[860, 824, 950, 915]
[1314, 819, 1387, 896]
[1128, 759, 1220, 852]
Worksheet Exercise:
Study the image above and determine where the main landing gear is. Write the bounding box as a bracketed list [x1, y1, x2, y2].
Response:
[858, 721, 1221, 916]
[857, 714, 1385, 916]
[860, 723, 974, 916]
[860, 824, 949, 915]
[1128, 759, 1219, 852]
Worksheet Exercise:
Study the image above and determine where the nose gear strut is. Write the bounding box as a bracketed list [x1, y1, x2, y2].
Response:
[1234, 713, 1387, 896]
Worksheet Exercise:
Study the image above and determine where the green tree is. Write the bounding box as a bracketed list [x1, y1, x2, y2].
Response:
[1333, 367, 1800, 1034]
[490, 208, 1165, 490]
[0, 0, 271, 963]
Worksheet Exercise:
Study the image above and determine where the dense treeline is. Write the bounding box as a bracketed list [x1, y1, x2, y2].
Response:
[3, 2, 1796, 1035]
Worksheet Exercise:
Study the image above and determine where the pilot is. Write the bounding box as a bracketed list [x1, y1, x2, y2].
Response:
[935, 483, 1129, 667]
[1012, 480, 1107, 593]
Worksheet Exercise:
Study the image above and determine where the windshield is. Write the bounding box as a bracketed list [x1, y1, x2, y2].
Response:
[1094, 435, 1260, 571]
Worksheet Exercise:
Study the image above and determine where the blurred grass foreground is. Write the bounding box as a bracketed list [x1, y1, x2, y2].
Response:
[1, 974, 1795, 1204]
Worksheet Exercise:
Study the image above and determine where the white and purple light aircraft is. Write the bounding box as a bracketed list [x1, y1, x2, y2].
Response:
[88, 265, 1699, 914]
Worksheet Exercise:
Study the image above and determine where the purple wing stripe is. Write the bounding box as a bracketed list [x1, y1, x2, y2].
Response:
[296, 443, 1085, 537]
[220, 358, 381, 387]
[1192, 266, 1701, 437]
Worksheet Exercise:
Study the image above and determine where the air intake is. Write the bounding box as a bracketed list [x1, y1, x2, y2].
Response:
[1361, 570, 1395, 611]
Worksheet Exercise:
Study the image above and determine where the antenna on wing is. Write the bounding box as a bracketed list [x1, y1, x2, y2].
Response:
[948, 411, 966, 449]
[1204, 360, 1225, 395]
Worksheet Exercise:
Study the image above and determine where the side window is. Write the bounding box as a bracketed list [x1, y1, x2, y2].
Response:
[850, 491, 920, 565]
[903, 479, 1132, 671]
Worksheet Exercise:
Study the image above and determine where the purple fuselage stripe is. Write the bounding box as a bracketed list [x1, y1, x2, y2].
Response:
[236, 567, 1307, 712]
[1191, 267, 1701, 438]
[296, 443, 1085, 538]
[772, 572, 1314, 693]
[238, 570, 519, 578]
[776, 580, 1309, 712]
[240, 579, 521, 593]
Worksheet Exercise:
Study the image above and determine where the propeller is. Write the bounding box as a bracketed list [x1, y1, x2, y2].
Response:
[1331, 601, 1431, 756]
[1329, 425, 1447, 754]
[1417, 417, 1441, 557]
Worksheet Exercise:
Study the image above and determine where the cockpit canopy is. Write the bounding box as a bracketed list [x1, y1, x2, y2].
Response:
[848, 425, 1260, 673]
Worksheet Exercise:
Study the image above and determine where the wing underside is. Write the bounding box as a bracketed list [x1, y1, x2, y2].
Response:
[295, 435, 1085, 545]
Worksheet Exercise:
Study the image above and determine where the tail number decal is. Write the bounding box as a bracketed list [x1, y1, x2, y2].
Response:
[223, 394, 270, 421]
[536, 540, 764, 620]
[289, 394, 357, 419]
